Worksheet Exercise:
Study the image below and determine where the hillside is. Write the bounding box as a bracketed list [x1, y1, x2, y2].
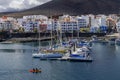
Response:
[1, 0, 120, 17]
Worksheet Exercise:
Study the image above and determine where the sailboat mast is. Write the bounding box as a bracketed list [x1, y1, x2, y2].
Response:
[72, 25, 73, 40]
[77, 20, 79, 40]
[117, 8, 120, 38]
[118, 20, 120, 38]
[51, 18, 53, 49]
[56, 22, 59, 46]
[38, 21, 41, 50]
[60, 23, 62, 46]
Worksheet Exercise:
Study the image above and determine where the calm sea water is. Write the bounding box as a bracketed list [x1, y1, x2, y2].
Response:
[0, 42, 120, 80]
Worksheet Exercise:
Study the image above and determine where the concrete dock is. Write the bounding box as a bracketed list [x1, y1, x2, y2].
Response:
[1, 37, 55, 43]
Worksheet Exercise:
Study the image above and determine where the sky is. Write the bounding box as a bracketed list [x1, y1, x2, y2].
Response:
[0, 0, 51, 12]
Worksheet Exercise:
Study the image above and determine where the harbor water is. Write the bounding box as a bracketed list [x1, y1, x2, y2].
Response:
[0, 42, 120, 80]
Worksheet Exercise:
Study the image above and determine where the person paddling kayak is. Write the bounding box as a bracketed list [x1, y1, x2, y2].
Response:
[29, 68, 41, 73]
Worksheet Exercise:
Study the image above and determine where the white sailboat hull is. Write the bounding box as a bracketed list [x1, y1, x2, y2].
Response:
[32, 53, 63, 58]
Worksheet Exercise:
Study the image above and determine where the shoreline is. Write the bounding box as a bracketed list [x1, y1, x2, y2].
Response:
[0, 36, 107, 43]
[0, 32, 116, 43]
[0, 37, 55, 43]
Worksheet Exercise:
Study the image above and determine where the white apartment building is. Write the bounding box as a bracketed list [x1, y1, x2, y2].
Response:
[21, 15, 49, 32]
[23, 15, 48, 21]
[0, 21, 13, 31]
[59, 15, 77, 32]
[90, 15, 100, 33]
[60, 21, 77, 32]
[77, 17, 87, 28]
[53, 20, 60, 31]
[47, 19, 52, 31]
[22, 21, 39, 32]
[0, 14, 118, 33]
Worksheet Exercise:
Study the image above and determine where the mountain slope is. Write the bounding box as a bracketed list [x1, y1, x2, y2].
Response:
[2, 0, 120, 17]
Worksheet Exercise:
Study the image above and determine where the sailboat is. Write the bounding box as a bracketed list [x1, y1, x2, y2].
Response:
[32, 22, 45, 58]
[52, 26, 68, 53]
[43, 21, 68, 53]
[32, 19, 63, 58]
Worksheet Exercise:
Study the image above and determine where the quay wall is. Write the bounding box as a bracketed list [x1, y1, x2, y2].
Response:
[0, 32, 106, 42]
[9, 32, 106, 38]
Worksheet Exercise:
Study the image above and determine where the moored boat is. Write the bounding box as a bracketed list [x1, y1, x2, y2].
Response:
[66, 45, 93, 62]
[32, 52, 63, 58]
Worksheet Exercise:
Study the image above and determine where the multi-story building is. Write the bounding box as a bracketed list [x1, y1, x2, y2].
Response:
[77, 18, 87, 28]
[0, 14, 118, 33]
[20, 15, 49, 32]
[21, 21, 40, 32]
[52, 19, 60, 31]
[59, 15, 78, 32]
[0, 16, 14, 31]
[76, 16, 89, 32]
[0, 21, 13, 31]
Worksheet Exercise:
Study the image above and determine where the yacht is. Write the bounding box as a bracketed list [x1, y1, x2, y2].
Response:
[68, 46, 93, 62]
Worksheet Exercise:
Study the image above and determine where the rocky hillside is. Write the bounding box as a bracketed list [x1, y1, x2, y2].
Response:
[1, 0, 120, 17]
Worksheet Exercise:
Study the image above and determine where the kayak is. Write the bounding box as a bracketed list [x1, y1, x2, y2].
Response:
[29, 70, 42, 73]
